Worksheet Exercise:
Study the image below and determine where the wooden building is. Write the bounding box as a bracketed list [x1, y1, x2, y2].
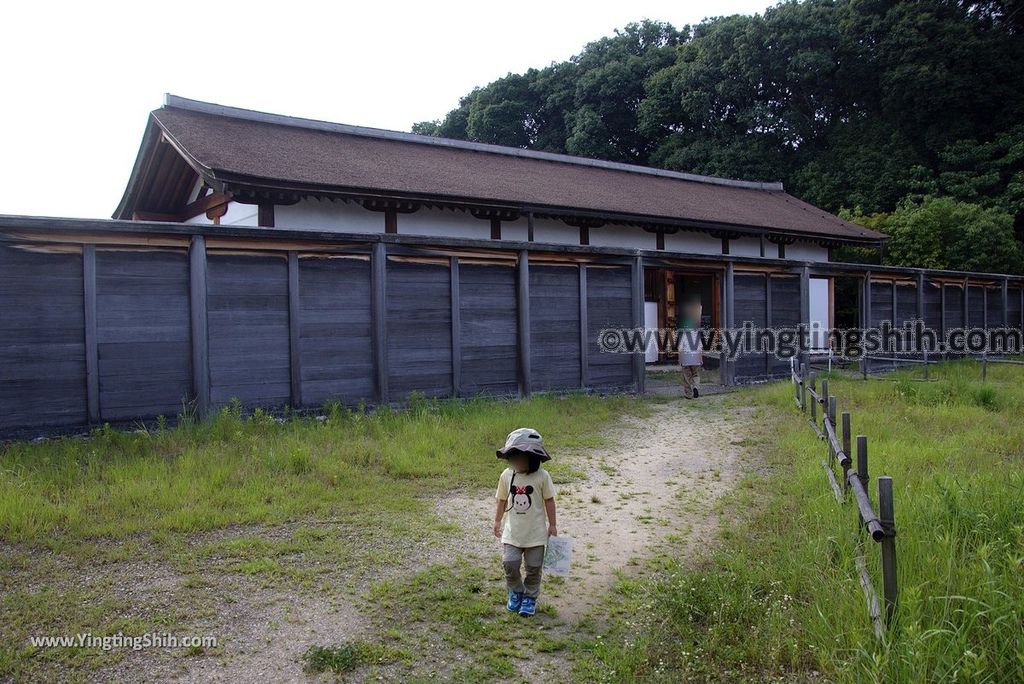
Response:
[0, 95, 1021, 435]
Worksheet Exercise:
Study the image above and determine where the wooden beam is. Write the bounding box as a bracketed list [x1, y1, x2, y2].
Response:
[799, 265, 810, 372]
[765, 273, 772, 377]
[724, 261, 735, 385]
[450, 256, 461, 396]
[189, 235, 210, 418]
[181, 191, 232, 221]
[527, 211, 535, 242]
[579, 264, 589, 387]
[778, 242, 786, 259]
[721, 238, 730, 255]
[631, 256, 645, 394]
[372, 241, 389, 403]
[287, 251, 303, 408]
[656, 230, 665, 251]
[385, 209, 397, 234]
[517, 250, 532, 397]
[579, 226, 590, 246]
[490, 219, 501, 240]
[83, 244, 100, 423]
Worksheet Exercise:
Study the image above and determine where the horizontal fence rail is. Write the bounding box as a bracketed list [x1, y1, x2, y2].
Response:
[792, 359, 898, 638]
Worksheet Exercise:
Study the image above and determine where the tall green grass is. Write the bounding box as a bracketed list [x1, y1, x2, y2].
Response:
[578, 362, 1024, 683]
[0, 393, 645, 549]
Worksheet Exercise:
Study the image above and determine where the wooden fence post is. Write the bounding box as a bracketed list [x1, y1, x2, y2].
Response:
[809, 372, 818, 424]
[878, 476, 898, 627]
[856, 435, 869, 526]
[579, 264, 589, 388]
[82, 244, 100, 423]
[450, 256, 461, 397]
[632, 256, 646, 394]
[188, 235, 210, 419]
[371, 241, 389, 405]
[518, 250, 532, 397]
[841, 412, 852, 490]
[287, 251, 303, 409]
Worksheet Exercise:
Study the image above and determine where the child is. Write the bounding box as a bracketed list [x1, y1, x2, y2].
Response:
[493, 427, 557, 617]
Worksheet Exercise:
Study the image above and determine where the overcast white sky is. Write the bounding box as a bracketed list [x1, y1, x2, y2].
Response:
[0, 0, 771, 219]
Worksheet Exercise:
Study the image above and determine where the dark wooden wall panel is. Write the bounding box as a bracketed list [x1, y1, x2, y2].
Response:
[298, 255, 374, 406]
[1009, 287, 1023, 328]
[0, 245, 87, 430]
[986, 287, 1003, 328]
[770, 276, 800, 376]
[207, 253, 291, 407]
[968, 286, 986, 329]
[869, 281, 894, 326]
[96, 250, 192, 420]
[530, 264, 581, 391]
[386, 259, 452, 399]
[923, 281, 942, 331]
[586, 266, 632, 388]
[459, 262, 519, 395]
[733, 274, 768, 381]
[943, 285, 964, 331]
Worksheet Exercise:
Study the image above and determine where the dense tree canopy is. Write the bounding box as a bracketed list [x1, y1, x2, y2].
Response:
[413, 0, 1024, 272]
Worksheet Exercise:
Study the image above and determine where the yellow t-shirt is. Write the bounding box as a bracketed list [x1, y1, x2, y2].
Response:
[495, 466, 556, 548]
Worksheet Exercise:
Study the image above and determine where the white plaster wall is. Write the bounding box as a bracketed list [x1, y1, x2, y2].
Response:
[502, 218, 529, 242]
[662, 230, 723, 255]
[274, 199, 384, 233]
[588, 224, 656, 250]
[787, 242, 829, 262]
[731, 237, 763, 257]
[809, 277, 831, 350]
[400, 208, 491, 239]
[532, 217, 580, 246]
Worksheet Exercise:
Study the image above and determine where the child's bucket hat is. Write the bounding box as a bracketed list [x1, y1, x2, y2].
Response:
[496, 427, 550, 462]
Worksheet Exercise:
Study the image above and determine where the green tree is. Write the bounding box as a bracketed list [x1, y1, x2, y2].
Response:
[848, 196, 1023, 273]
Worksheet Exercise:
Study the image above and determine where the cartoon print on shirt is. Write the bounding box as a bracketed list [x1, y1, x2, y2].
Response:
[511, 484, 534, 513]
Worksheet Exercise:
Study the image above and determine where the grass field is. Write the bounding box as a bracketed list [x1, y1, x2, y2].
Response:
[2, 362, 1022, 682]
[0, 393, 647, 680]
[578, 360, 1024, 682]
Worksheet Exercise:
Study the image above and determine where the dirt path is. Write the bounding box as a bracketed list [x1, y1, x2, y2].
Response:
[90, 394, 748, 683]
[445, 395, 747, 622]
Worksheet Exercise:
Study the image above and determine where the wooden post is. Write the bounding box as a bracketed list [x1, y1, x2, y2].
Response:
[517, 250, 532, 397]
[287, 251, 303, 409]
[809, 372, 818, 424]
[922, 278, 930, 377]
[878, 476, 898, 627]
[1002, 278, 1009, 329]
[632, 256, 646, 394]
[862, 271, 872, 379]
[800, 265, 810, 373]
[450, 256, 461, 397]
[82, 244, 100, 423]
[828, 396, 837, 431]
[856, 435, 869, 526]
[371, 241, 389, 404]
[579, 264, 589, 388]
[841, 412, 852, 490]
[765, 274, 773, 377]
[891, 281, 899, 369]
[188, 235, 210, 418]
[821, 378, 830, 429]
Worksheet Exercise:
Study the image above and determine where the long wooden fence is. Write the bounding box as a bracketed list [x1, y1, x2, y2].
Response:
[791, 359, 898, 638]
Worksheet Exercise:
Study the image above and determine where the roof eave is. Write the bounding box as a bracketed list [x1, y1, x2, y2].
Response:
[213, 173, 887, 246]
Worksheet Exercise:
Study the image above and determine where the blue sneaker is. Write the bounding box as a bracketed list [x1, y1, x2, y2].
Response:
[518, 596, 536, 617]
[506, 590, 523, 612]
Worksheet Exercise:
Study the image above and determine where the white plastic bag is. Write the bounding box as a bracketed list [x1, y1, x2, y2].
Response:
[543, 535, 573, 576]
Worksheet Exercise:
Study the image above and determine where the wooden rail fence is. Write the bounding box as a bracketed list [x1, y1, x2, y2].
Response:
[791, 359, 898, 638]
